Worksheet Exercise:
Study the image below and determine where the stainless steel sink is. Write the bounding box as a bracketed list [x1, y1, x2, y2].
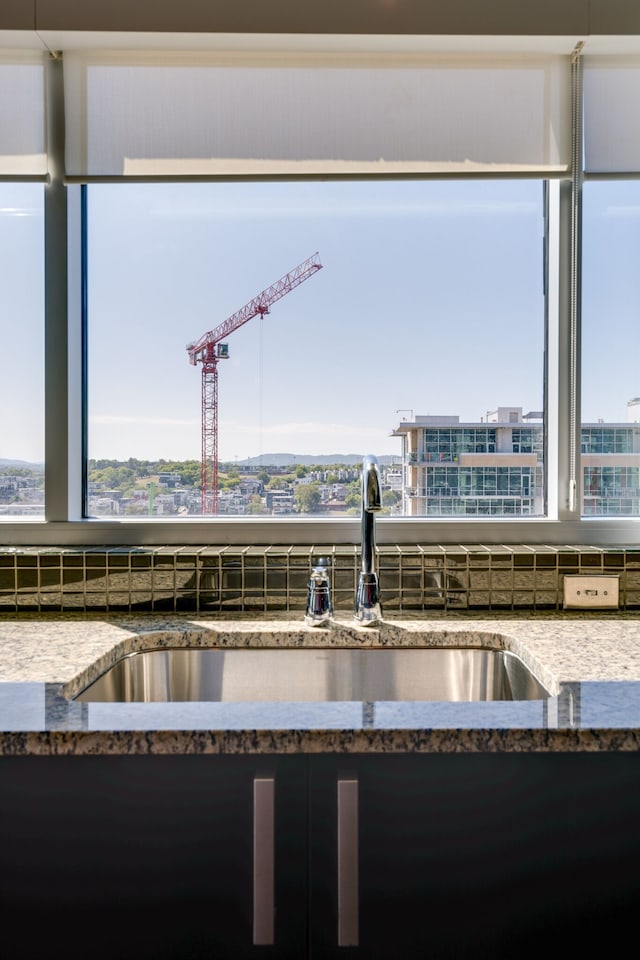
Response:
[73, 647, 550, 703]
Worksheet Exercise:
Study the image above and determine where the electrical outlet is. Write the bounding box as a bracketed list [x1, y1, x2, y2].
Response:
[563, 575, 619, 610]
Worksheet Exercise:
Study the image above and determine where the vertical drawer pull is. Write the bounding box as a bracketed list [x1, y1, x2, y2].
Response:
[337, 778, 359, 947]
[253, 777, 275, 945]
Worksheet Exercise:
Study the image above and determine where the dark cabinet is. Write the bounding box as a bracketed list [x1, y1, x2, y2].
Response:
[2, 751, 640, 959]
[0, 754, 307, 960]
[309, 753, 640, 958]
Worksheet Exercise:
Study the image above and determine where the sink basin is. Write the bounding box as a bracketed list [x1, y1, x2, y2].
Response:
[73, 647, 550, 703]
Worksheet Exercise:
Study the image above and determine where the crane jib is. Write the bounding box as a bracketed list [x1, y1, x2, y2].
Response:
[188, 252, 322, 357]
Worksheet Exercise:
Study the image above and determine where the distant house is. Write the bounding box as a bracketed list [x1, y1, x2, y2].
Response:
[239, 478, 262, 497]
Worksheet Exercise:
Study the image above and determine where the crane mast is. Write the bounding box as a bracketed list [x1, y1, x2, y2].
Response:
[187, 252, 323, 514]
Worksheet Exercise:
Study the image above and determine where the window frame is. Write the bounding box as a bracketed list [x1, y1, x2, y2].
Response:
[4, 46, 640, 546]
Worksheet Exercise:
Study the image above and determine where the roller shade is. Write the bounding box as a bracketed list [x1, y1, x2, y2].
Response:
[0, 51, 47, 177]
[584, 56, 640, 174]
[63, 50, 571, 178]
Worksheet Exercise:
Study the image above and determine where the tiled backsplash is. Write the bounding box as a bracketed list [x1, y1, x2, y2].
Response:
[1, 544, 639, 613]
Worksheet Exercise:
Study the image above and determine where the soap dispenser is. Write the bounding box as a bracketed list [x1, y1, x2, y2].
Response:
[304, 557, 333, 626]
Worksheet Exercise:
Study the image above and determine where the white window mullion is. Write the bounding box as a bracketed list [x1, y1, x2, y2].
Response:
[566, 44, 584, 517]
[44, 54, 83, 522]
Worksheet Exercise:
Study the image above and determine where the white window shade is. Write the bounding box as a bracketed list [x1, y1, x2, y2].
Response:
[63, 50, 571, 178]
[0, 51, 46, 177]
[584, 57, 640, 174]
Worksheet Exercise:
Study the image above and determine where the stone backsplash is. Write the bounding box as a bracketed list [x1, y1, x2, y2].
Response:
[1, 544, 639, 614]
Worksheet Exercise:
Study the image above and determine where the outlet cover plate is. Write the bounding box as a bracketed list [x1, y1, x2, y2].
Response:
[563, 575, 619, 610]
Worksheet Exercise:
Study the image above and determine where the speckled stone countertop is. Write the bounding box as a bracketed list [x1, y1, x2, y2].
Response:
[1, 611, 640, 755]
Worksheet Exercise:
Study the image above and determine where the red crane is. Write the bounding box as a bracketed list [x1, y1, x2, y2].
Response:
[187, 252, 323, 514]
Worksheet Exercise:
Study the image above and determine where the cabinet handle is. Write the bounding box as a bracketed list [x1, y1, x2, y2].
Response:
[253, 777, 275, 945]
[337, 778, 359, 947]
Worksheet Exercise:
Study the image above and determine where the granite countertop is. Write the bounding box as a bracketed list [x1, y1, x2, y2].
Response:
[1, 611, 640, 755]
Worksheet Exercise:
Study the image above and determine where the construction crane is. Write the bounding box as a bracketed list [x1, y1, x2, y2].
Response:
[187, 252, 323, 514]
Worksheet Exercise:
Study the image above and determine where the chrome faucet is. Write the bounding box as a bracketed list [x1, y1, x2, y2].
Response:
[355, 454, 383, 625]
[305, 557, 333, 626]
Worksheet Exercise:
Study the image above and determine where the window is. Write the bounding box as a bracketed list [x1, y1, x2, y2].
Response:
[582, 181, 640, 517]
[3, 29, 640, 546]
[85, 178, 545, 518]
[0, 184, 44, 517]
[0, 50, 46, 519]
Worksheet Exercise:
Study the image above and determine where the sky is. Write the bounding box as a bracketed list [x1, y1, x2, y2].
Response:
[1, 178, 639, 464]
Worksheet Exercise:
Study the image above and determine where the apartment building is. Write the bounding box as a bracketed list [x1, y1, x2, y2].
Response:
[394, 405, 640, 518]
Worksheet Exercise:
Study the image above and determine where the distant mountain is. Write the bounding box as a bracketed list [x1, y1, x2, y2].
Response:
[0, 458, 43, 469]
[234, 453, 399, 467]
[1, 454, 400, 470]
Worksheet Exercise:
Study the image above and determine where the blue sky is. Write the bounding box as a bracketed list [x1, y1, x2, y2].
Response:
[0, 183, 44, 463]
[85, 178, 544, 462]
[1, 177, 637, 464]
[582, 180, 640, 422]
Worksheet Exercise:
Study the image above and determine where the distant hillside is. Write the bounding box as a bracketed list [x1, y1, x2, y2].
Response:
[235, 453, 399, 467]
[1, 455, 400, 470]
[0, 458, 43, 469]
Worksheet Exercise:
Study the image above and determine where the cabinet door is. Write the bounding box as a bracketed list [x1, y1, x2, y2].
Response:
[0, 754, 307, 960]
[309, 753, 640, 959]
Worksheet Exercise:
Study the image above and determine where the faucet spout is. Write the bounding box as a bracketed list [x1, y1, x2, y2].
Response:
[355, 454, 382, 625]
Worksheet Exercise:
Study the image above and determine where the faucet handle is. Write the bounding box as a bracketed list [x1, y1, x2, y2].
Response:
[354, 572, 382, 625]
